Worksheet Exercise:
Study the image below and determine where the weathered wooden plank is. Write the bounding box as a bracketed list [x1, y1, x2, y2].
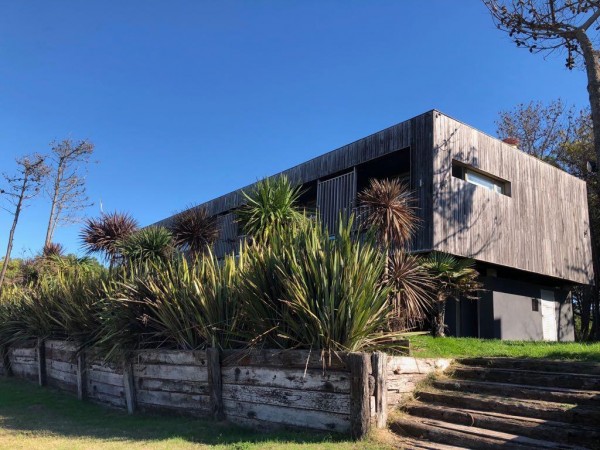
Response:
[45, 340, 78, 351]
[88, 359, 122, 374]
[134, 350, 207, 366]
[77, 353, 86, 400]
[88, 368, 124, 387]
[348, 352, 371, 439]
[222, 349, 348, 371]
[372, 352, 387, 428]
[46, 359, 77, 374]
[133, 363, 208, 382]
[207, 347, 224, 420]
[47, 367, 77, 384]
[136, 389, 211, 412]
[89, 391, 126, 408]
[221, 366, 350, 393]
[222, 384, 350, 414]
[10, 355, 37, 365]
[135, 378, 210, 395]
[88, 379, 125, 398]
[47, 375, 77, 393]
[45, 347, 77, 364]
[123, 362, 136, 414]
[10, 347, 36, 357]
[223, 400, 350, 433]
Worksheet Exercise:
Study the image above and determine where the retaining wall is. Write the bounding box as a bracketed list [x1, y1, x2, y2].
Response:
[0, 340, 448, 438]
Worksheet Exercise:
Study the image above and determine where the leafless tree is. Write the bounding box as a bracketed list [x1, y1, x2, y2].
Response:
[0, 154, 49, 292]
[497, 99, 578, 164]
[484, 0, 600, 184]
[43, 139, 95, 248]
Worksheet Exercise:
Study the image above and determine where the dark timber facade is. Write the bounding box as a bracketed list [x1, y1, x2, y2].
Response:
[156, 110, 593, 342]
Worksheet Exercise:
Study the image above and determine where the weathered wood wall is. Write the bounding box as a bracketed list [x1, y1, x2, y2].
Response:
[133, 350, 211, 416]
[8, 343, 37, 381]
[154, 112, 435, 253]
[1, 342, 390, 437]
[45, 340, 78, 393]
[386, 356, 451, 409]
[220, 349, 352, 432]
[432, 112, 593, 285]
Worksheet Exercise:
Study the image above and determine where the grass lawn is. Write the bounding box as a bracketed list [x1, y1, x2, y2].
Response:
[0, 378, 395, 450]
[409, 335, 600, 362]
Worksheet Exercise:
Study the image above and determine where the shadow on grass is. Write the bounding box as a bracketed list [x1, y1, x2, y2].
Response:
[0, 377, 349, 447]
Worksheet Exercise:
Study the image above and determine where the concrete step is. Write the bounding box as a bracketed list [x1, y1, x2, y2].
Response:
[405, 402, 600, 448]
[457, 358, 600, 376]
[390, 416, 588, 450]
[450, 365, 600, 391]
[433, 378, 600, 407]
[416, 389, 600, 427]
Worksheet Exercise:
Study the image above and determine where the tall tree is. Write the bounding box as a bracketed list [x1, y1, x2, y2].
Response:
[0, 154, 49, 292]
[484, 1, 600, 185]
[44, 139, 95, 249]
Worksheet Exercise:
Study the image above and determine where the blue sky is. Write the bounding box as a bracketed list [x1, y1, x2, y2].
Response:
[0, 1, 591, 258]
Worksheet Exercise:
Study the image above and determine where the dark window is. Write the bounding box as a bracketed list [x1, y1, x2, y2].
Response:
[532, 298, 540, 312]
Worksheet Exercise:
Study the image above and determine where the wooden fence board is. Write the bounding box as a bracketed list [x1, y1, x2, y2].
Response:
[135, 350, 207, 366]
[133, 363, 208, 382]
[89, 391, 126, 408]
[88, 379, 125, 398]
[223, 400, 350, 432]
[135, 378, 210, 395]
[221, 366, 350, 393]
[222, 349, 348, 371]
[222, 384, 350, 414]
[136, 389, 211, 412]
[88, 369, 124, 387]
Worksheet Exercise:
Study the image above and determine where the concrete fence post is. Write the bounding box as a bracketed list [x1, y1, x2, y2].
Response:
[348, 352, 371, 439]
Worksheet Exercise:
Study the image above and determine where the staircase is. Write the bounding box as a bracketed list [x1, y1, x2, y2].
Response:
[390, 358, 600, 450]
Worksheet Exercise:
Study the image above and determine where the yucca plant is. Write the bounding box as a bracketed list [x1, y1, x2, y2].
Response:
[238, 215, 403, 354]
[80, 211, 139, 268]
[385, 250, 435, 330]
[117, 226, 174, 266]
[168, 206, 219, 257]
[42, 242, 65, 258]
[358, 178, 418, 250]
[236, 175, 306, 243]
[97, 253, 242, 360]
[421, 252, 482, 337]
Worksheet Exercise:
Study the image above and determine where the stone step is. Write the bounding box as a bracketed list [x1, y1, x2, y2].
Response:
[405, 402, 600, 448]
[416, 389, 600, 427]
[450, 365, 600, 391]
[457, 358, 600, 376]
[390, 416, 587, 450]
[433, 378, 600, 407]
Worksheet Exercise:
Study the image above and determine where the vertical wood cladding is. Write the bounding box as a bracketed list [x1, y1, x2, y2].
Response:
[432, 111, 593, 285]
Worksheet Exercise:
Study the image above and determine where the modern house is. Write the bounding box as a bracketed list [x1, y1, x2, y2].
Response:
[156, 110, 593, 342]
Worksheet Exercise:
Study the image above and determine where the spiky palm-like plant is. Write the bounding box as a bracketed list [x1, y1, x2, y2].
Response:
[168, 206, 219, 256]
[236, 175, 305, 242]
[385, 250, 435, 330]
[421, 252, 482, 337]
[79, 212, 138, 267]
[118, 226, 174, 266]
[42, 242, 65, 258]
[358, 178, 418, 250]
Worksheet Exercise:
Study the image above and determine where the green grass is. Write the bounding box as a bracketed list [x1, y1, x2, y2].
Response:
[0, 378, 394, 450]
[408, 335, 600, 361]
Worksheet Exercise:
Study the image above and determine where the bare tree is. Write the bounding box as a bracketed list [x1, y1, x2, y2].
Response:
[43, 139, 95, 248]
[483, 0, 600, 184]
[497, 99, 577, 164]
[0, 154, 49, 292]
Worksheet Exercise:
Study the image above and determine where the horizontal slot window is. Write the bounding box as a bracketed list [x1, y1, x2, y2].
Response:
[452, 161, 511, 197]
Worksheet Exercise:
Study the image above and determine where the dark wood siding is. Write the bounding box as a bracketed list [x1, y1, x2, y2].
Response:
[155, 111, 435, 252]
[432, 111, 593, 285]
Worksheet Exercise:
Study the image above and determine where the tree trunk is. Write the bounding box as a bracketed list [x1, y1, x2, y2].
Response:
[576, 30, 600, 189]
[0, 178, 27, 293]
[44, 161, 63, 248]
[431, 294, 447, 338]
